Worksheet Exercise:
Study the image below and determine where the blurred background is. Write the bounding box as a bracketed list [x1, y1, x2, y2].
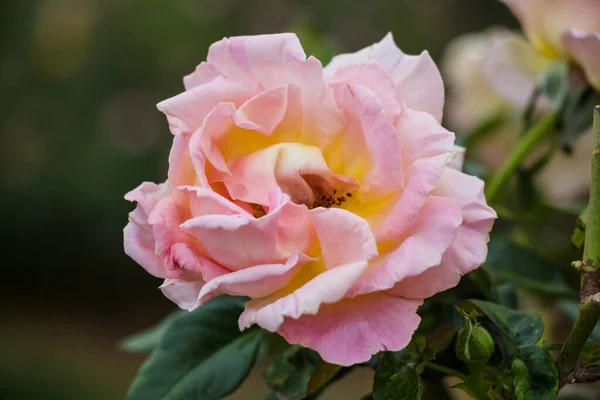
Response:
[0, 0, 519, 398]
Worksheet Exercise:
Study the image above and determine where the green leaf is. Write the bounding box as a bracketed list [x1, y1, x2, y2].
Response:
[264, 345, 338, 400]
[128, 296, 262, 400]
[120, 311, 184, 353]
[373, 349, 422, 400]
[463, 300, 544, 348]
[483, 239, 574, 297]
[512, 358, 532, 400]
[512, 347, 558, 400]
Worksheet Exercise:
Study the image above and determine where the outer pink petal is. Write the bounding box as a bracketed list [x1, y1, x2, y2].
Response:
[205, 34, 318, 88]
[239, 260, 369, 332]
[183, 62, 219, 90]
[124, 182, 170, 278]
[196, 251, 313, 304]
[310, 207, 378, 269]
[563, 30, 600, 91]
[180, 191, 314, 270]
[160, 278, 207, 311]
[125, 181, 170, 216]
[349, 195, 463, 297]
[278, 293, 422, 366]
[124, 219, 165, 278]
[157, 77, 253, 137]
[390, 169, 496, 299]
[325, 33, 444, 122]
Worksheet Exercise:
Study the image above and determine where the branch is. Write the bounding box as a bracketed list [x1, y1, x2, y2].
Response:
[557, 106, 600, 387]
[567, 364, 600, 384]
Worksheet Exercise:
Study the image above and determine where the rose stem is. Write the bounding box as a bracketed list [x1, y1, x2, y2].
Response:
[557, 106, 600, 388]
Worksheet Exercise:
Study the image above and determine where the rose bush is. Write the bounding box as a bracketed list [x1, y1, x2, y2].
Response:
[124, 33, 496, 366]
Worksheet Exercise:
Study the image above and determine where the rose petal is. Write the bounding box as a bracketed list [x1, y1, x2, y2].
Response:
[332, 84, 404, 195]
[390, 169, 496, 299]
[168, 132, 207, 188]
[124, 182, 170, 278]
[348, 195, 463, 297]
[183, 62, 219, 90]
[157, 77, 253, 137]
[278, 293, 422, 366]
[481, 30, 551, 108]
[146, 193, 228, 281]
[327, 61, 403, 122]
[239, 259, 369, 332]
[180, 191, 314, 270]
[197, 251, 313, 304]
[124, 181, 170, 216]
[124, 220, 165, 278]
[310, 207, 378, 269]
[179, 185, 253, 217]
[160, 278, 207, 311]
[220, 143, 358, 207]
[562, 30, 600, 91]
[325, 33, 444, 122]
[369, 106, 455, 241]
[501, 0, 600, 57]
[202, 34, 344, 138]
[189, 85, 302, 178]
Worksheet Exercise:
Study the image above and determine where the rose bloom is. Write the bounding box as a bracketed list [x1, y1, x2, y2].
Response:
[124, 33, 496, 366]
[443, 28, 593, 205]
[501, 0, 600, 90]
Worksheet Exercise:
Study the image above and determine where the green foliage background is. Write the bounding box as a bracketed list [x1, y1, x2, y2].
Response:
[0, 1, 522, 398]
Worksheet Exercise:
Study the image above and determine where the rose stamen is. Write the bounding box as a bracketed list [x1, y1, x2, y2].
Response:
[308, 189, 353, 209]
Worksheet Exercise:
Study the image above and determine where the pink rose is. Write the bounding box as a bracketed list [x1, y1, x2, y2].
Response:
[502, 0, 600, 90]
[124, 33, 496, 366]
